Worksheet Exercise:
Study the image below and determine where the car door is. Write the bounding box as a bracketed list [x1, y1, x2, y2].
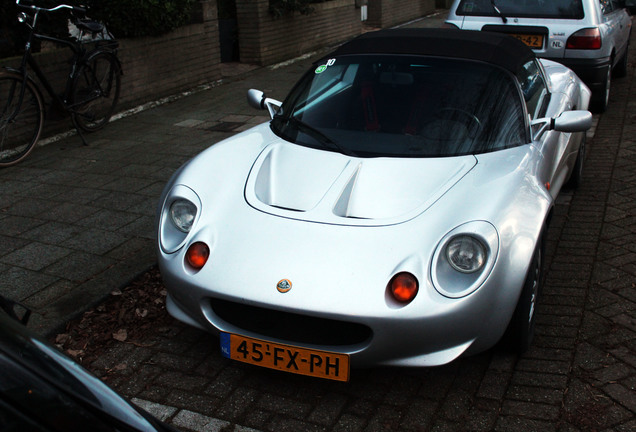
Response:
[608, 0, 632, 63]
[600, 0, 631, 65]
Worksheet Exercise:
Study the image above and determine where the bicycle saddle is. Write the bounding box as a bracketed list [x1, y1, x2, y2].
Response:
[75, 19, 104, 34]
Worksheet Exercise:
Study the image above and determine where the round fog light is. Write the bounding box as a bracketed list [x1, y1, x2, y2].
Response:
[186, 242, 209, 269]
[389, 272, 419, 303]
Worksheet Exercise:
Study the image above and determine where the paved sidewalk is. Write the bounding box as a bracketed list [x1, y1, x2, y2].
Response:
[0, 10, 635, 431]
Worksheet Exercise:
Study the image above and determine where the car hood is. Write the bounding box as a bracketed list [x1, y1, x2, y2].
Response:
[245, 141, 477, 226]
[0, 311, 177, 432]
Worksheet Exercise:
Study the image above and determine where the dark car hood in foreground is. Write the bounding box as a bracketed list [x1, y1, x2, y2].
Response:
[0, 311, 177, 432]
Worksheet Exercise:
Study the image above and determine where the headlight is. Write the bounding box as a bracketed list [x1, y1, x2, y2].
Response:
[431, 221, 499, 298]
[159, 185, 201, 254]
[170, 199, 197, 232]
[446, 235, 486, 273]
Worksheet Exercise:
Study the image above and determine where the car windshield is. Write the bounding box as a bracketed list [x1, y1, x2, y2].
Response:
[456, 0, 584, 19]
[271, 55, 526, 158]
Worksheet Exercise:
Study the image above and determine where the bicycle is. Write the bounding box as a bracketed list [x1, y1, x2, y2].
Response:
[0, 0, 122, 167]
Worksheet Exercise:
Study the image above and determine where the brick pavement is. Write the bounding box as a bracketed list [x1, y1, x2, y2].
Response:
[1, 10, 635, 432]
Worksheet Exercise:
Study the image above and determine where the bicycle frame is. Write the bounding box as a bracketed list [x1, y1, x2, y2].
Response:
[10, 1, 120, 114]
[1, 1, 121, 164]
[10, 8, 87, 114]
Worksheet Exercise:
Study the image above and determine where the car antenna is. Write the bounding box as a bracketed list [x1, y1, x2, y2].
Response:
[491, 0, 508, 23]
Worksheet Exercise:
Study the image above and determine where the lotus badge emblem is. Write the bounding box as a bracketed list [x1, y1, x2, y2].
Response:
[277, 279, 292, 293]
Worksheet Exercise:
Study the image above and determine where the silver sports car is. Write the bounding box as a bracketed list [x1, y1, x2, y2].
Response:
[156, 29, 592, 382]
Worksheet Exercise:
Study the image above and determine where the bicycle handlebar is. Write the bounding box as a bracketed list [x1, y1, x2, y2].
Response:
[16, 0, 87, 15]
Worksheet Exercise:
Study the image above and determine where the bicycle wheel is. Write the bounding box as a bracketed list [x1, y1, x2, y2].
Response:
[71, 51, 121, 132]
[0, 73, 44, 167]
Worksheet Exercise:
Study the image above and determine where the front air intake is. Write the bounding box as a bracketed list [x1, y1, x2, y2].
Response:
[210, 298, 372, 346]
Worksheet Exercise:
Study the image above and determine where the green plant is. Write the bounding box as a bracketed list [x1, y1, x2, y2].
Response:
[1, 0, 199, 58]
[0, 0, 17, 57]
[84, 0, 197, 38]
[269, 0, 332, 18]
[1, 0, 69, 58]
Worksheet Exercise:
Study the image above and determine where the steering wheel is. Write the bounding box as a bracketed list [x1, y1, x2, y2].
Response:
[435, 108, 482, 139]
[419, 107, 483, 144]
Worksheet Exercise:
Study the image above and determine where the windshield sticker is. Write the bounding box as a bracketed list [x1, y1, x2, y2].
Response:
[315, 58, 336, 74]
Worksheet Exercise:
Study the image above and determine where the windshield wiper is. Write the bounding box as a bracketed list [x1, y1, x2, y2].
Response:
[275, 115, 359, 157]
[491, 0, 508, 23]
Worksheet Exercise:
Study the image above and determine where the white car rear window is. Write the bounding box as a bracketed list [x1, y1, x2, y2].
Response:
[457, 0, 584, 19]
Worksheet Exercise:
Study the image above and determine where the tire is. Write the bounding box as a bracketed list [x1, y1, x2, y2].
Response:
[614, 43, 629, 79]
[0, 73, 44, 167]
[591, 63, 611, 113]
[566, 133, 585, 189]
[505, 236, 544, 354]
[71, 51, 121, 132]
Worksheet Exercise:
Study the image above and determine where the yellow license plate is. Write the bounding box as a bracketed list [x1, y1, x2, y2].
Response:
[220, 333, 350, 382]
[510, 34, 544, 48]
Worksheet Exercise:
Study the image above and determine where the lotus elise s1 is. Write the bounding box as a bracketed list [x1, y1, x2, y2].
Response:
[156, 29, 592, 381]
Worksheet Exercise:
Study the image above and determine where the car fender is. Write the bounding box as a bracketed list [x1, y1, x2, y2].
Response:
[156, 123, 276, 251]
[413, 159, 553, 356]
[456, 151, 553, 352]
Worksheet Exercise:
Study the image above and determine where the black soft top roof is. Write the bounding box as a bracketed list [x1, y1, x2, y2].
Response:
[331, 28, 535, 74]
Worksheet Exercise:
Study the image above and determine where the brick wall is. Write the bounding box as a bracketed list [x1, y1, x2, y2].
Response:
[116, 4, 221, 109]
[236, 0, 363, 66]
[367, 0, 436, 28]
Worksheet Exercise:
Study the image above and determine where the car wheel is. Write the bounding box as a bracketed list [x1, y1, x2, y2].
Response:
[505, 236, 544, 354]
[591, 63, 611, 113]
[614, 42, 629, 78]
[566, 134, 585, 189]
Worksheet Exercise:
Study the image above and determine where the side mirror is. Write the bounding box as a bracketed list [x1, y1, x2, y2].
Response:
[531, 110, 592, 140]
[247, 89, 265, 110]
[247, 89, 282, 119]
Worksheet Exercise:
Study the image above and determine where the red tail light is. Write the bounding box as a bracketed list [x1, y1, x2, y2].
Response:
[186, 242, 210, 269]
[566, 28, 601, 50]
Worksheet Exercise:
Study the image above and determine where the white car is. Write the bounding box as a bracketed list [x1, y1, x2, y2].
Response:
[444, 0, 632, 112]
[156, 29, 592, 382]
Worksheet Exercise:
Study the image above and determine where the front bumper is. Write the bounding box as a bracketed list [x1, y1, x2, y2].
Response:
[160, 236, 527, 368]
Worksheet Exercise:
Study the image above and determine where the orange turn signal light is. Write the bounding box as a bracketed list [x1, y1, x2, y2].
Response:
[186, 242, 210, 269]
[389, 272, 419, 303]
